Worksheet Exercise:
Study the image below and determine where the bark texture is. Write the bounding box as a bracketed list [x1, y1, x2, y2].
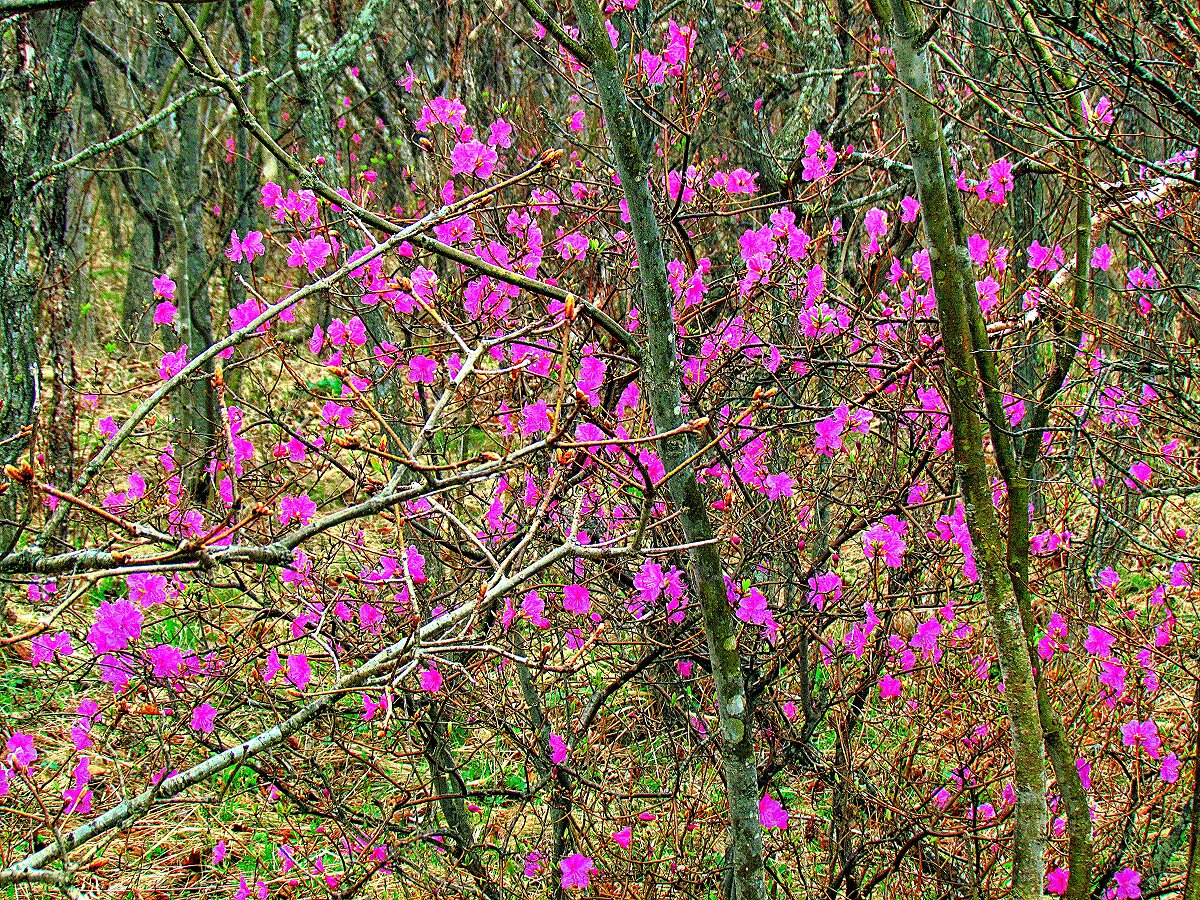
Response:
[572, 1, 767, 896]
[869, 0, 1049, 895]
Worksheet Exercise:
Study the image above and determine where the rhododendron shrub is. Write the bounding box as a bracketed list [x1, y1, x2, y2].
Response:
[2, 0, 1199, 897]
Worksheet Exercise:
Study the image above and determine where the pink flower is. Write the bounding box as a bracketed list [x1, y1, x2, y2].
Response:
[229, 297, 265, 333]
[524, 852, 542, 878]
[127, 571, 167, 608]
[6, 733, 36, 768]
[1091, 243, 1113, 270]
[863, 516, 907, 567]
[419, 666, 443, 692]
[226, 230, 265, 263]
[30, 631, 72, 665]
[1090, 95, 1115, 125]
[1161, 751, 1181, 783]
[612, 826, 632, 848]
[1084, 626, 1116, 657]
[321, 400, 353, 428]
[260, 182, 282, 208]
[87, 599, 144, 654]
[764, 472, 795, 500]
[279, 494, 317, 526]
[977, 276, 1001, 313]
[1046, 866, 1069, 895]
[190, 703, 218, 733]
[408, 355, 438, 384]
[759, 792, 788, 829]
[863, 207, 888, 255]
[152, 274, 176, 300]
[879, 674, 903, 699]
[286, 235, 333, 274]
[286, 654, 312, 690]
[576, 355, 606, 405]
[558, 232, 589, 261]
[732, 584, 764, 622]
[910, 617, 943, 659]
[1121, 719, 1161, 759]
[815, 408, 846, 456]
[563, 584, 591, 616]
[986, 157, 1014, 201]
[638, 49, 667, 84]
[1128, 460, 1152, 487]
[967, 232, 991, 267]
[549, 733, 568, 764]
[801, 130, 837, 181]
[61, 756, 93, 814]
[725, 167, 758, 194]
[450, 140, 499, 179]
[1076, 757, 1092, 791]
[262, 648, 282, 682]
[159, 345, 188, 380]
[1114, 867, 1141, 899]
[664, 18, 694, 64]
[488, 118, 513, 148]
[522, 400, 552, 436]
[900, 196, 920, 222]
[414, 97, 467, 133]
[434, 213, 475, 245]
[1027, 240, 1064, 272]
[522, 591, 550, 628]
[633, 560, 668, 608]
[147, 644, 183, 678]
[806, 572, 842, 611]
[558, 853, 594, 890]
[153, 301, 177, 325]
[362, 693, 388, 721]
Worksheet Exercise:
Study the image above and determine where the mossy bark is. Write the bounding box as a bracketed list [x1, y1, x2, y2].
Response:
[0, 6, 83, 557]
[572, 1, 767, 896]
[869, 0, 1048, 895]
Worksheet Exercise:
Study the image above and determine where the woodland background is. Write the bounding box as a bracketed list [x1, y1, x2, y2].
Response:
[0, 0, 1199, 898]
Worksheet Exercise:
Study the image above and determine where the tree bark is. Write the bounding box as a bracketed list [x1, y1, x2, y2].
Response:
[869, 0, 1048, 895]
[0, 6, 83, 557]
[571, 2, 767, 897]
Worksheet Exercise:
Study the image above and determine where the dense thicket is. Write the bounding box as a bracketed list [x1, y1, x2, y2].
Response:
[0, 0, 1198, 897]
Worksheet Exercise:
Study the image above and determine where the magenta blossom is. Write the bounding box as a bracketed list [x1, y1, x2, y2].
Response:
[759, 792, 788, 829]
[226, 229, 265, 263]
[558, 852, 595, 890]
[190, 703, 218, 733]
[1120, 719, 1161, 759]
[87, 599, 144, 654]
[563, 584, 590, 616]
[152, 274, 176, 300]
[863, 516, 908, 567]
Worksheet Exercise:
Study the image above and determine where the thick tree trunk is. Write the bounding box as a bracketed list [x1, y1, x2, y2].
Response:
[0, 6, 83, 557]
[0, 216, 40, 556]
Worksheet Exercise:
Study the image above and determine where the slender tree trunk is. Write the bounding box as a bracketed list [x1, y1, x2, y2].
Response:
[869, 0, 1048, 895]
[990, 7, 1096, 891]
[172, 77, 218, 498]
[571, 2, 767, 897]
[40, 154, 83, 490]
[1185, 675, 1200, 900]
[420, 708, 501, 900]
[516, 652, 574, 900]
